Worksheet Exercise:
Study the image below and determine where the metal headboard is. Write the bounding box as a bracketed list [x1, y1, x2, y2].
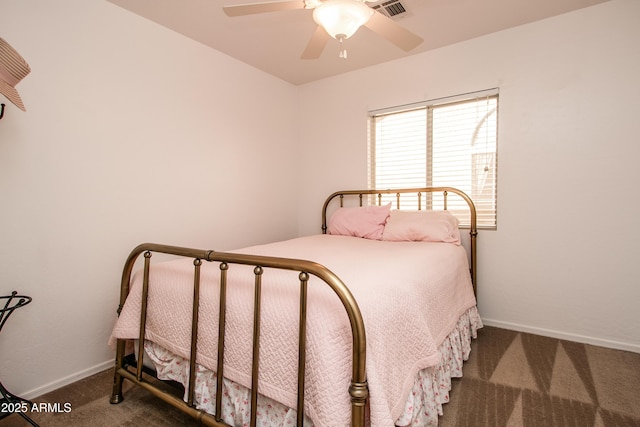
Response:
[321, 187, 478, 296]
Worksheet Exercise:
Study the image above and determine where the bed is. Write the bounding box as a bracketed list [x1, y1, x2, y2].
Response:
[109, 187, 482, 427]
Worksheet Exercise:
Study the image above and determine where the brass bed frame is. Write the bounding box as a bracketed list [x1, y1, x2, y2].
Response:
[110, 187, 478, 427]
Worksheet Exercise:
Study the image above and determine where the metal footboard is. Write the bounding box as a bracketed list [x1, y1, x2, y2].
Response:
[110, 243, 368, 427]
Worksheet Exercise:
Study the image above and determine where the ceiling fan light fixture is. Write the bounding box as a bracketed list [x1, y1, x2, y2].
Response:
[312, 0, 373, 40]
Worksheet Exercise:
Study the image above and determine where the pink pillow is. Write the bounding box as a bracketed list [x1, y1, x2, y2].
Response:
[382, 210, 461, 244]
[328, 204, 391, 240]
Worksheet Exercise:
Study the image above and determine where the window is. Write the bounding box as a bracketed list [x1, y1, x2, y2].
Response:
[369, 89, 498, 228]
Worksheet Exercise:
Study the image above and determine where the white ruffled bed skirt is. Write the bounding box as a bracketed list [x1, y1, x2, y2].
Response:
[143, 306, 483, 427]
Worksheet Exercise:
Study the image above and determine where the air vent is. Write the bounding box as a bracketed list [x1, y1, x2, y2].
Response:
[371, 0, 407, 18]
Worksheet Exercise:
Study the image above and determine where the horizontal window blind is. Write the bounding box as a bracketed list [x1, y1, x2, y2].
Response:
[369, 90, 498, 228]
[373, 108, 427, 190]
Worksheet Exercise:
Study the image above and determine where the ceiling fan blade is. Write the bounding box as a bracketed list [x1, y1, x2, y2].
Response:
[301, 25, 330, 59]
[223, 0, 305, 17]
[364, 11, 423, 51]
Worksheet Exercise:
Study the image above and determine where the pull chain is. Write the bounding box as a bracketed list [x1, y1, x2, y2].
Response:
[338, 35, 347, 59]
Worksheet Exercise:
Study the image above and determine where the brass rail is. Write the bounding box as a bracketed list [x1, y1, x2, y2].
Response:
[111, 243, 368, 427]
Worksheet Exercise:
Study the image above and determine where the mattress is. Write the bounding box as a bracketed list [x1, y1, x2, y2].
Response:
[111, 234, 480, 426]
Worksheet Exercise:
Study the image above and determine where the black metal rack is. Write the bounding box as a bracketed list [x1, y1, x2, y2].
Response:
[0, 291, 39, 427]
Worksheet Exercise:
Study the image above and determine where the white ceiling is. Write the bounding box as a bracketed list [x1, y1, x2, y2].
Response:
[107, 0, 609, 85]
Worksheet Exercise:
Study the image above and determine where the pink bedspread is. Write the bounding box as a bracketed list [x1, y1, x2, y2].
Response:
[110, 234, 477, 427]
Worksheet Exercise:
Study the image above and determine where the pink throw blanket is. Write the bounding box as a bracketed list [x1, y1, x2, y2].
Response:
[110, 235, 477, 426]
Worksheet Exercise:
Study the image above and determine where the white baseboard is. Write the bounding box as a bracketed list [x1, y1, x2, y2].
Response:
[481, 318, 640, 354]
[21, 359, 114, 400]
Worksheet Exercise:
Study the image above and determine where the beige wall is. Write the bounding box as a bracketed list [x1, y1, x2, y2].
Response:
[0, 0, 298, 398]
[296, 0, 640, 351]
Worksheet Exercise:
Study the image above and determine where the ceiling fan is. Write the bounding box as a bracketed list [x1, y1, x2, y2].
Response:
[223, 0, 424, 59]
